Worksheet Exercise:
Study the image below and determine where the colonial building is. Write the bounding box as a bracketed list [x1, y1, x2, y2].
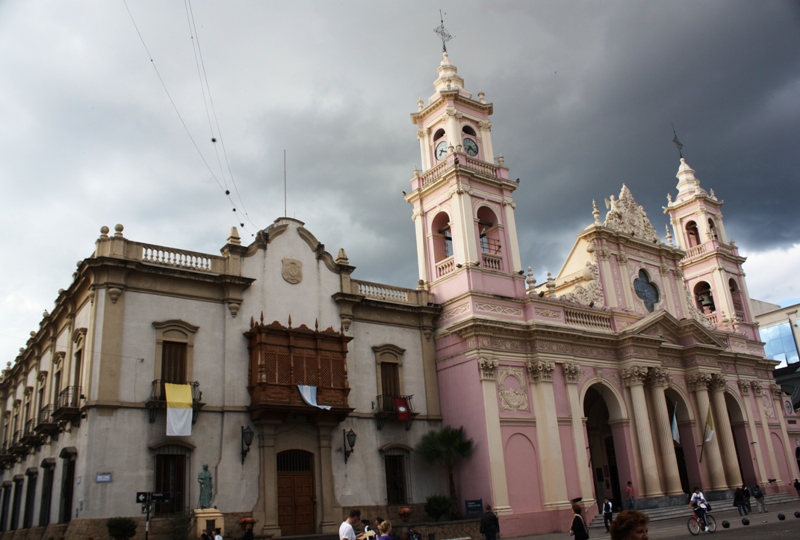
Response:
[1, 50, 798, 539]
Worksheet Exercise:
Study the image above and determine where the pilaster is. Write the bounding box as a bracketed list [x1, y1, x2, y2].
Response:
[738, 379, 767, 482]
[563, 362, 594, 503]
[478, 357, 510, 513]
[769, 383, 799, 479]
[254, 422, 281, 538]
[527, 359, 570, 509]
[751, 381, 780, 483]
[317, 423, 341, 533]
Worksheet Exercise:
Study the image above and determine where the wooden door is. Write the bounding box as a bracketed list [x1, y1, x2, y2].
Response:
[277, 451, 315, 535]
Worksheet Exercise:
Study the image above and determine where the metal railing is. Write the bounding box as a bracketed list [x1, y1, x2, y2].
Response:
[148, 380, 202, 404]
[375, 394, 416, 414]
[55, 386, 82, 410]
[38, 405, 55, 427]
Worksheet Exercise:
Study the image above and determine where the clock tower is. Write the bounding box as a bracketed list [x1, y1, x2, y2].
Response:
[404, 52, 526, 304]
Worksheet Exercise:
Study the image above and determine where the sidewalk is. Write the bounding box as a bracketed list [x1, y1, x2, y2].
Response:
[504, 498, 800, 540]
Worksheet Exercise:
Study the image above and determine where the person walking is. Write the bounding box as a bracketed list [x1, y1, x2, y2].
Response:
[626, 481, 635, 510]
[742, 485, 751, 512]
[751, 484, 768, 513]
[793, 478, 800, 497]
[733, 487, 748, 516]
[569, 504, 590, 540]
[480, 505, 500, 540]
[602, 497, 614, 533]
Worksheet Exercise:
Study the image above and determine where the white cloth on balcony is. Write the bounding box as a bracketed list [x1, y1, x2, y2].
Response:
[297, 385, 331, 410]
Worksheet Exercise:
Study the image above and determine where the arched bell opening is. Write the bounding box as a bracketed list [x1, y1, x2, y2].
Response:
[476, 206, 503, 271]
[694, 281, 716, 314]
[729, 278, 745, 320]
[685, 221, 701, 247]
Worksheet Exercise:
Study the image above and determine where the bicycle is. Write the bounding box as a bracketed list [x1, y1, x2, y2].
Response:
[687, 510, 716, 535]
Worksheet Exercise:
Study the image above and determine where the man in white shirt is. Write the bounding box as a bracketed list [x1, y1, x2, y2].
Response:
[340, 509, 361, 540]
[214, 528, 223, 540]
[689, 487, 709, 531]
[602, 497, 613, 532]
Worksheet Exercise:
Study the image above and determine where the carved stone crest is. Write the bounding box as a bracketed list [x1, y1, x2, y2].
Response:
[498, 368, 529, 411]
[281, 258, 303, 284]
[603, 185, 660, 242]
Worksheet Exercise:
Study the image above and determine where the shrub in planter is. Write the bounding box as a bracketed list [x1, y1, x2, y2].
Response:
[107, 517, 137, 540]
[425, 495, 454, 522]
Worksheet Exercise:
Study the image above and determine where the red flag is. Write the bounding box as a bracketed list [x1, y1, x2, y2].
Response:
[393, 397, 410, 421]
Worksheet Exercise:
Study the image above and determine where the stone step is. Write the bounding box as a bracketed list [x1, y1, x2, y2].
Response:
[588, 493, 800, 529]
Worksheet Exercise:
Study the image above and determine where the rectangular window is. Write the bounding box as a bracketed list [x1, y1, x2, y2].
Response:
[381, 363, 400, 399]
[10, 479, 22, 530]
[155, 455, 186, 516]
[0, 484, 11, 531]
[73, 350, 83, 390]
[39, 466, 54, 527]
[384, 453, 408, 505]
[23, 475, 36, 529]
[161, 342, 187, 384]
[58, 458, 75, 523]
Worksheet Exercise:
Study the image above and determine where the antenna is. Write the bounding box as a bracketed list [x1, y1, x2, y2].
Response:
[284, 149, 287, 217]
[671, 123, 684, 159]
[434, 10, 452, 52]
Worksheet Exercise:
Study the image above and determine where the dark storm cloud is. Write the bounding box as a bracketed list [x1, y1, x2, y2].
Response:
[1, 0, 799, 361]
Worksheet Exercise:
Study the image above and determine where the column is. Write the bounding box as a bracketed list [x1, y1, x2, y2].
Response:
[412, 208, 428, 282]
[623, 366, 663, 496]
[659, 267, 677, 314]
[479, 120, 493, 163]
[645, 368, 683, 495]
[689, 374, 727, 490]
[709, 375, 742, 487]
[617, 255, 635, 309]
[253, 422, 281, 537]
[478, 357, 511, 513]
[564, 363, 594, 503]
[528, 360, 570, 509]
[318, 423, 341, 533]
[418, 128, 431, 171]
[752, 381, 781, 482]
[738, 380, 767, 482]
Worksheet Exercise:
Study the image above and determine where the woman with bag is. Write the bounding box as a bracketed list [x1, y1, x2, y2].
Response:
[570, 504, 589, 540]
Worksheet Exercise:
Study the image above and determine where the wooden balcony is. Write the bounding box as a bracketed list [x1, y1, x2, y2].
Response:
[52, 386, 82, 427]
[145, 380, 205, 424]
[35, 405, 60, 437]
[374, 394, 418, 430]
[245, 317, 353, 423]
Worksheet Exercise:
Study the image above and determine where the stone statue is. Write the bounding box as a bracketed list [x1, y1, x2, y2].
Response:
[197, 463, 213, 508]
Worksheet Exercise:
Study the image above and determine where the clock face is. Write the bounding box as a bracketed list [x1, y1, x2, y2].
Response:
[463, 137, 479, 156]
[785, 400, 793, 415]
[435, 141, 449, 161]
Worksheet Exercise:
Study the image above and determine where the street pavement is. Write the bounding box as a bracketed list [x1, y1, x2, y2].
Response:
[508, 500, 800, 540]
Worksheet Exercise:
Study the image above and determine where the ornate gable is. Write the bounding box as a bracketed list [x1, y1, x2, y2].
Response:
[620, 310, 726, 349]
[604, 184, 660, 243]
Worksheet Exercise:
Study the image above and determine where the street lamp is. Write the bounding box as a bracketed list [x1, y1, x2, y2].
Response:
[343, 429, 357, 463]
[241, 426, 255, 464]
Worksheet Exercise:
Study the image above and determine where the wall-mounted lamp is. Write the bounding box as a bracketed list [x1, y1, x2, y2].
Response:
[343, 429, 357, 463]
[241, 425, 255, 464]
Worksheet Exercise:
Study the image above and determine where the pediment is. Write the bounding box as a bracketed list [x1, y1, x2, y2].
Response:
[620, 310, 726, 348]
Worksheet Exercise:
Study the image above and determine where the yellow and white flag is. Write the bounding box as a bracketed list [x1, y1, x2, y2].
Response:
[165, 383, 193, 436]
[704, 406, 715, 442]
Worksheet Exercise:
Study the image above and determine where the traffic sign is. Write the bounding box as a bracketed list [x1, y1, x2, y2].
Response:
[151, 492, 170, 502]
[136, 492, 149, 504]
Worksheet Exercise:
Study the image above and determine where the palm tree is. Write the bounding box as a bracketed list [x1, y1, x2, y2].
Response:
[414, 426, 474, 505]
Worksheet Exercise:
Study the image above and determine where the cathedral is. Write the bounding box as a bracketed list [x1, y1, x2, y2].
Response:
[0, 51, 798, 539]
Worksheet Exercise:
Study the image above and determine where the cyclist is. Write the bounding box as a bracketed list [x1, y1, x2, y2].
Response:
[689, 487, 709, 531]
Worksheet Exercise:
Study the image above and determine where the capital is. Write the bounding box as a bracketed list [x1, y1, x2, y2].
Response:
[769, 382, 783, 399]
[527, 360, 554, 383]
[709, 373, 728, 393]
[737, 379, 750, 396]
[688, 372, 713, 392]
[563, 362, 581, 384]
[645, 367, 668, 388]
[477, 357, 498, 380]
[622, 365, 648, 387]
[750, 380, 763, 396]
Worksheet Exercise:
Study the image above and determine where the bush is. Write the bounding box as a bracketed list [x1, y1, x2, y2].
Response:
[107, 517, 137, 540]
[424, 494, 453, 522]
[166, 512, 195, 540]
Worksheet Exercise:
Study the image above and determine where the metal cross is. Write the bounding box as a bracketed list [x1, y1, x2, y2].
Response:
[672, 123, 684, 158]
[434, 10, 452, 52]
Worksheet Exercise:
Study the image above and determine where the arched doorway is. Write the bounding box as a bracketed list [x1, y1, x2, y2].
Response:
[584, 383, 631, 511]
[277, 450, 315, 535]
[664, 389, 692, 493]
[724, 392, 754, 485]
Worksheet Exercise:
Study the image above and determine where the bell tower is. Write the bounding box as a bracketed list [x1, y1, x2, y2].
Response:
[404, 52, 525, 303]
[664, 158, 757, 338]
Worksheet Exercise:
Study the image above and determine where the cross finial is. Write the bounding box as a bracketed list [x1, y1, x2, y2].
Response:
[671, 123, 683, 159]
[434, 10, 452, 53]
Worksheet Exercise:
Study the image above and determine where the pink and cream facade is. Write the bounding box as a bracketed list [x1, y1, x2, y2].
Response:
[405, 53, 799, 534]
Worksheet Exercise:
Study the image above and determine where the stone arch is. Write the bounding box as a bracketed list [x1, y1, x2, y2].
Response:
[430, 210, 453, 264]
[504, 433, 542, 512]
[582, 380, 633, 509]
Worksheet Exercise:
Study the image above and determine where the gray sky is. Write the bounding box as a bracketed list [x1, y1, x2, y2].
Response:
[2, 1, 799, 362]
